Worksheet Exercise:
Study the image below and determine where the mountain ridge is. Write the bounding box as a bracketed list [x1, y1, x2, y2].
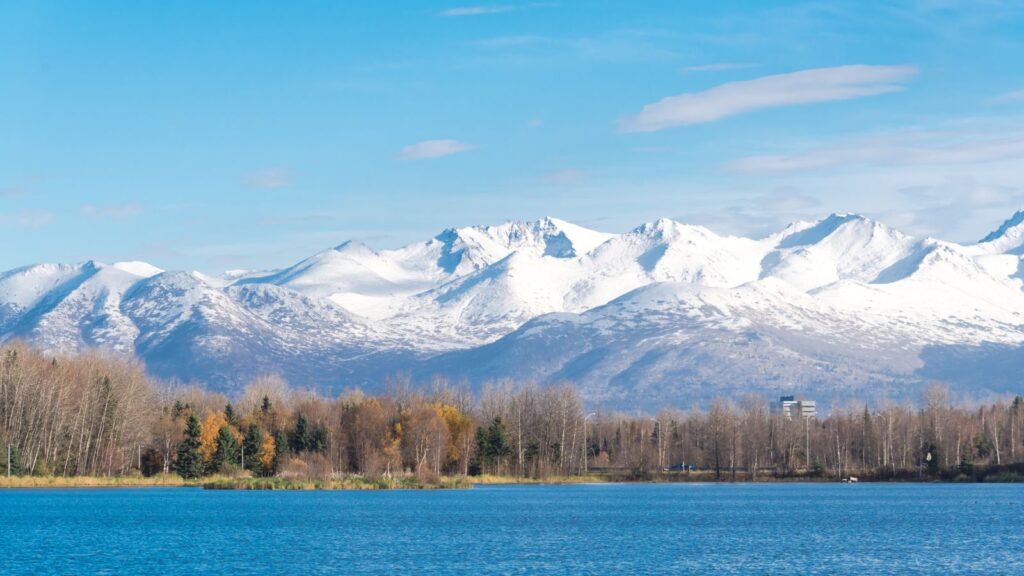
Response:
[2, 213, 1022, 407]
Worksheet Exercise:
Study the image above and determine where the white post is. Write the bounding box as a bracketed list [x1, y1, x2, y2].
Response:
[583, 413, 596, 474]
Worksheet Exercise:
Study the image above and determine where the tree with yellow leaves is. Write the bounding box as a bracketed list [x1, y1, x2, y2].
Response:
[441, 404, 475, 475]
[199, 411, 230, 463]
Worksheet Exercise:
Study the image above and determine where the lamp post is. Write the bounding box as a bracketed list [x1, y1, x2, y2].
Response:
[583, 412, 596, 474]
[650, 418, 663, 470]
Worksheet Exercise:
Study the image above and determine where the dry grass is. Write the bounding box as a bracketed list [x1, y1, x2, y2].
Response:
[0, 473, 190, 488]
[203, 474, 472, 490]
[467, 474, 612, 485]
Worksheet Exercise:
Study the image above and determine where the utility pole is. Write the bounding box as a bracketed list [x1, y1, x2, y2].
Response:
[805, 415, 811, 470]
[583, 412, 596, 474]
[650, 418, 663, 470]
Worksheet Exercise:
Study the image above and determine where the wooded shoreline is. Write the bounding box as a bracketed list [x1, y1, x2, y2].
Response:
[2, 464, 1022, 490]
[3, 342, 1024, 488]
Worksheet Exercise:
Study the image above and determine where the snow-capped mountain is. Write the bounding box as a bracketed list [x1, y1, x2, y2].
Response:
[3, 213, 1023, 407]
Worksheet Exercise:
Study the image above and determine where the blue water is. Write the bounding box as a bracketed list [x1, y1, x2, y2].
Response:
[1, 483, 1022, 575]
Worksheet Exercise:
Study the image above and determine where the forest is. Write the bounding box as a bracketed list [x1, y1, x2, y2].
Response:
[1, 342, 1023, 483]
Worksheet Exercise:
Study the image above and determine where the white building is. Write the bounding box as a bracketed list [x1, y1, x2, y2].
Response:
[779, 395, 816, 419]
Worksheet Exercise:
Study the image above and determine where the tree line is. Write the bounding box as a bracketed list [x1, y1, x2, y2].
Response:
[2, 342, 1023, 481]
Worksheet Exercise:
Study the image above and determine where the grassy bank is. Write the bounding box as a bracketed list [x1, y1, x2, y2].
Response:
[202, 475, 472, 490]
[470, 473, 613, 485]
[0, 473, 190, 488]
[3, 467, 1021, 490]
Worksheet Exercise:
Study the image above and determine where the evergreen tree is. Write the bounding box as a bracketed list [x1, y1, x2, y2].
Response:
[261, 395, 272, 415]
[310, 425, 328, 453]
[474, 417, 512, 473]
[471, 425, 488, 475]
[486, 417, 512, 465]
[243, 423, 265, 475]
[224, 403, 237, 427]
[273, 430, 288, 473]
[211, 426, 241, 472]
[290, 413, 326, 453]
[174, 414, 204, 479]
[974, 433, 993, 460]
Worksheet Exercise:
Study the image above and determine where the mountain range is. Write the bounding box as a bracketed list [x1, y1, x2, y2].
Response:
[3, 212, 1024, 408]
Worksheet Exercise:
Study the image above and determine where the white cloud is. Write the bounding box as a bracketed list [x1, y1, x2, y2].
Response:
[396, 139, 476, 160]
[80, 203, 144, 219]
[682, 63, 756, 73]
[539, 168, 585, 184]
[244, 168, 291, 189]
[620, 64, 918, 132]
[440, 5, 513, 17]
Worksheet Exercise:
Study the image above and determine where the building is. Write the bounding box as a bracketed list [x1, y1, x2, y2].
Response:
[779, 395, 816, 419]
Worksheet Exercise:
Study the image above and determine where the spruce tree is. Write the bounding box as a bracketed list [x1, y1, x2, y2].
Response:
[292, 414, 315, 453]
[224, 403, 237, 427]
[471, 425, 489, 474]
[174, 414, 204, 479]
[273, 430, 288, 474]
[243, 423, 265, 475]
[211, 426, 241, 472]
[487, 417, 512, 466]
[475, 417, 512, 473]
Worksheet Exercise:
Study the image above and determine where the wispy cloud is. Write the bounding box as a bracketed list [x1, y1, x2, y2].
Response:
[726, 133, 1024, 174]
[244, 167, 291, 189]
[0, 188, 27, 198]
[681, 63, 756, 73]
[259, 213, 337, 226]
[439, 3, 555, 17]
[440, 5, 514, 17]
[990, 89, 1024, 104]
[396, 139, 476, 160]
[470, 29, 681, 62]
[620, 64, 918, 132]
[80, 203, 145, 219]
[539, 168, 585, 184]
[1, 210, 56, 228]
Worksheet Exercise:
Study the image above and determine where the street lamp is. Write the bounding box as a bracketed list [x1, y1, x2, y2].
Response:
[583, 412, 596, 474]
[650, 418, 663, 470]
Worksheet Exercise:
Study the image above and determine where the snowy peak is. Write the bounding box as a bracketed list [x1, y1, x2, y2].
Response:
[761, 213, 919, 290]
[111, 261, 164, 278]
[978, 210, 1024, 254]
[981, 210, 1024, 243]
[435, 217, 611, 272]
[542, 217, 615, 255]
[586, 217, 764, 288]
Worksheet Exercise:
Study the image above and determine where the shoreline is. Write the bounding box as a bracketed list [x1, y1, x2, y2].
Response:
[1, 470, 1021, 490]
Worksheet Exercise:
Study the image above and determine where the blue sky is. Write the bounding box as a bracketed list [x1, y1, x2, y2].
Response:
[3, 1, 1024, 273]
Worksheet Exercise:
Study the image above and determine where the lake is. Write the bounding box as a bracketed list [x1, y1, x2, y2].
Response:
[1, 483, 1022, 575]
